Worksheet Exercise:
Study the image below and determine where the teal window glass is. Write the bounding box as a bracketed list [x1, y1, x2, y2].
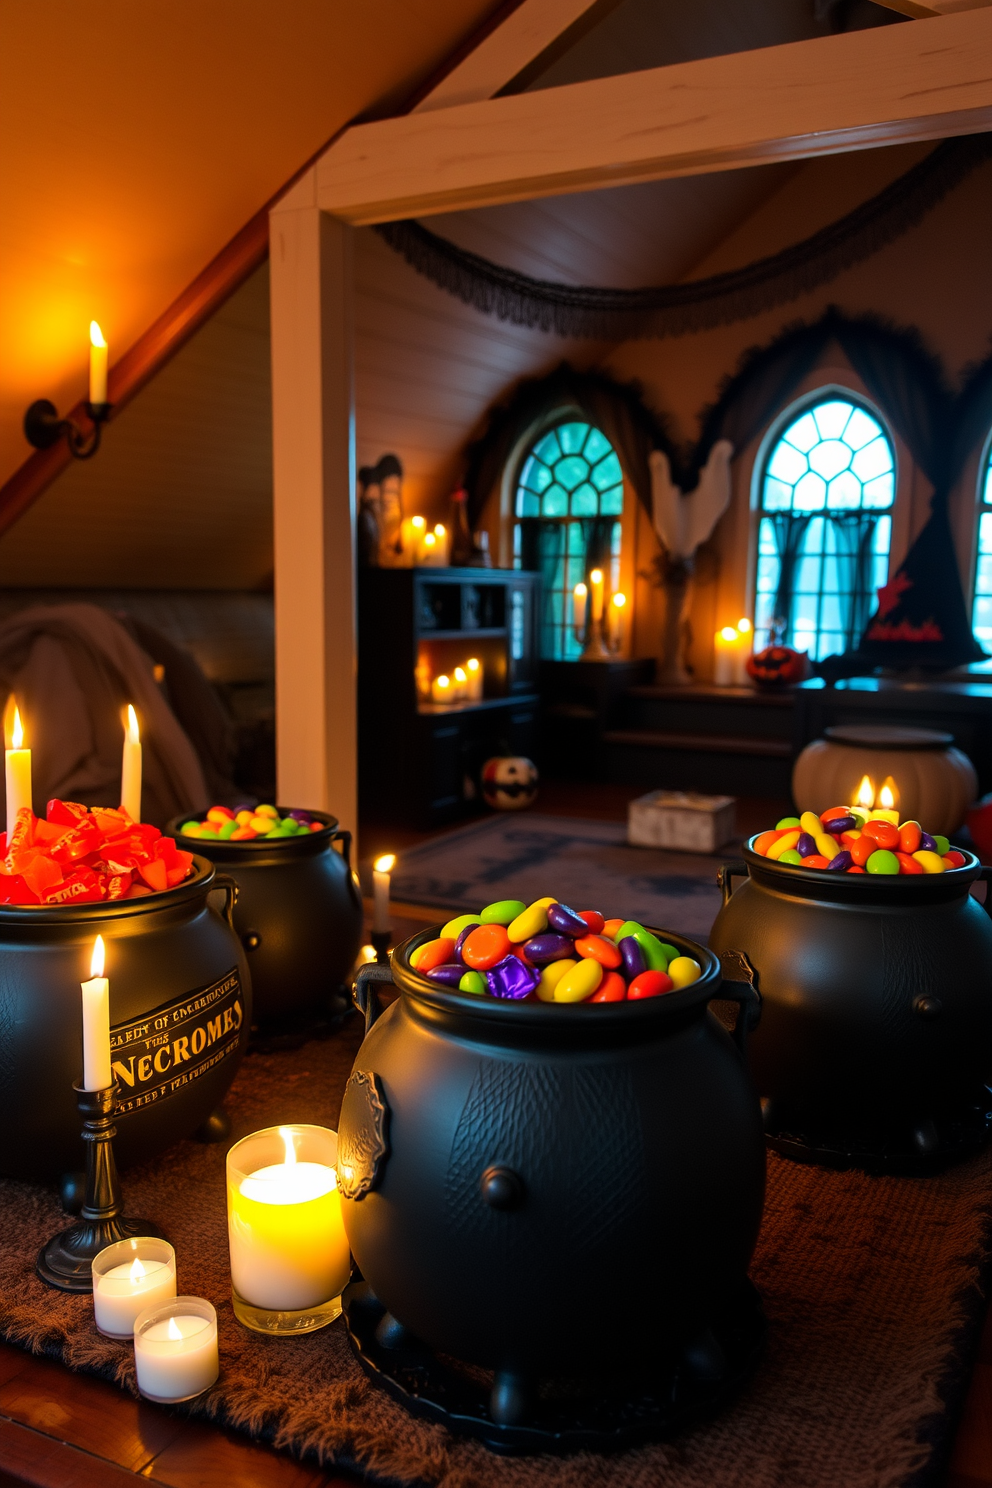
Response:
[514, 421, 623, 660]
[755, 397, 895, 661]
[972, 453, 992, 648]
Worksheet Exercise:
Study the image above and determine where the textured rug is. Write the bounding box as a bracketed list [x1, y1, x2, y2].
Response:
[389, 815, 727, 941]
[1, 1015, 990, 1488]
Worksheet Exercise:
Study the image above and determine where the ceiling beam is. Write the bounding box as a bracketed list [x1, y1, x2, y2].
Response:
[315, 9, 992, 224]
[870, 0, 991, 16]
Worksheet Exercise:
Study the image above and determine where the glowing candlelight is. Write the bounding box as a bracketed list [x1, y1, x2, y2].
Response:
[431, 673, 451, 703]
[81, 936, 111, 1091]
[92, 1238, 177, 1339]
[867, 776, 900, 826]
[589, 569, 604, 624]
[610, 592, 626, 648]
[372, 853, 395, 934]
[452, 665, 468, 700]
[121, 705, 142, 822]
[4, 701, 31, 838]
[465, 657, 483, 700]
[853, 775, 876, 811]
[714, 626, 742, 686]
[134, 1297, 218, 1402]
[572, 583, 588, 635]
[89, 321, 108, 405]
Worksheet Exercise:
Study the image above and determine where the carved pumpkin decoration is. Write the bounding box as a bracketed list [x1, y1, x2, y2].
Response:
[746, 644, 810, 689]
[792, 725, 977, 835]
[482, 756, 538, 812]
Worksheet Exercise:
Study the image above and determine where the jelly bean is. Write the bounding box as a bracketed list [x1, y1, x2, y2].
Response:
[256, 805, 279, 819]
[218, 819, 239, 839]
[553, 958, 603, 1002]
[574, 933, 622, 969]
[426, 963, 470, 987]
[485, 956, 540, 1000]
[753, 830, 783, 856]
[628, 969, 675, 999]
[236, 810, 254, 826]
[847, 866, 867, 874]
[944, 850, 967, 868]
[462, 924, 512, 969]
[411, 937, 456, 972]
[618, 935, 646, 980]
[507, 903, 549, 943]
[249, 815, 275, 834]
[863, 819, 899, 849]
[615, 920, 645, 942]
[822, 814, 856, 836]
[933, 835, 950, 856]
[766, 830, 801, 860]
[814, 833, 839, 861]
[590, 971, 627, 1002]
[459, 970, 487, 995]
[821, 806, 854, 824]
[287, 810, 312, 823]
[536, 958, 577, 1002]
[453, 925, 477, 962]
[849, 835, 875, 867]
[667, 956, 702, 988]
[803, 855, 830, 869]
[826, 851, 854, 872]
[546, 902, 588, 936]
[206, 807, 233, 823]
[866, 849, 900, 875]
[630, 929, 672, 971]
[179, 821, 203, 837]
[850, 810, 867, 829]
[895, 851, 924, 874]
[775, 816, 800, 829]
[230, 826, 257, 840]
[441, 913, 483, 939]
[912, 850, 946, 874]
[898, 821, 922, 855]
[480, 899, 526, 926]
[602, 918, 625, 940]
[840, 830, 862, 845]
[919, 832, 937, 852]
[799, 811, 822, 837]
[796, 832, 817, 857]
[578, 910, 606, 934]
[523, 932, 574, 964]
[530, 897, 558, 909]
[778, 849, 802, 864]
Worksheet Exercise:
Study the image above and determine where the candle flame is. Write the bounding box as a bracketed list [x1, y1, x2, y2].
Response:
[611, 592, 627, 610]
[167, 1315, 182, 1341]
[454, 666, 467, 682]
[590, 569, 603, 585]
[423, 532, 436, 549]
[280, 1126, 297, 1167]
[573, 582, 587, 598]
[130, 1257, 147, 1282]
[374, 853, 395, 873]
[90, 935, 105, 979]
[434, 523, 446, 538]
[10, 705, 22, 751]
[411, 515, 426, 531]
[879, 777, 899, 810]
[854, 775, 875, 810]
[720, 626, 739, 642]
[125, 704, 139, 744]
[466, 657, 480, 673]
[737, 617, 752, 634]
[435, 674, 449, 689]
[89, 320, 107, 349]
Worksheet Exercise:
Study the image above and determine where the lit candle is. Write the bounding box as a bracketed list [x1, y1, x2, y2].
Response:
[465, 657, 483, 700]
[589, 569, 604, 625]
[4, 701, 31, 839]
[867, 777, 900, 826]
[408, 514, 426, 562]
[431, 673, 451, 703]
[735, 618, 752, 684]
[89, 321, 108, 405]
[227, 1125, 351, 1327]
[852, 775, 876, 815]
[714, 626, 741, 686]
[572, 582, 587, 636]
[372, 853, 395, 934]
[434, 523, 448, 565]
[452, 665, 468, 700]
[610, 592, 626, 649]
[133, 1297, 218, 1402]
[92, 1238, 176, 1339]
[81, 935, 111, 1091]
[120, 704, 141, 823]
[421, 531, 438, 565]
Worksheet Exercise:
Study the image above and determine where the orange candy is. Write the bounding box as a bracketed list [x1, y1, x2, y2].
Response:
[461, 924, 512, 970]
[803, 855, 831, 869]
[573, 934, 622, 969]
[820, 807, 852, 824]
[602, 918, 624, 940]
[849, 835, 876, 867]
[590, 971, 627, 1002]
[628, 969, 674, 999]
[411, 937, 455, 972]
[753, 830, 783, 856]
[895, 851, 924, 875]
[898, 820, 922, 855]
[863, 819, 899, 850]
[944, 850, 967, 868]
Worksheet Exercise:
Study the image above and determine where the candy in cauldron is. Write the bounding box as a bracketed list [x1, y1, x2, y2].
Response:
[167, 809, 362, 1035]
[0, 856, 250, 1184]
[337, 924, 766, 1448]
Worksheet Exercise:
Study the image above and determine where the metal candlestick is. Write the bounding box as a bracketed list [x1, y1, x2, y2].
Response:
[370, 929, 391, 965]
[37, 1082, 162, 1293]
[24, 399, 112, 461]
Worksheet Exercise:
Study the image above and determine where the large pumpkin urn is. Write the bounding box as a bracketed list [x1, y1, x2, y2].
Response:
[336, 927, 767, 1449]
[792, 725, 977, 835]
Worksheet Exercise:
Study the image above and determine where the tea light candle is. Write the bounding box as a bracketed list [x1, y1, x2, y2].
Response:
[92, 1237, 176, 1339]
[89, 321, 108, 404]
[133, 1297, 218, 1403]
[372, 853, 394, 934]
[81, 935, 111, 1091]
[4, 702, 31, 839]
[465, 656, 483, 701]
[120, 704, 141, 822]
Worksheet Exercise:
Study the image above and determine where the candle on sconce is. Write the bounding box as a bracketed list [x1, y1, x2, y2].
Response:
[121, 705, 142, 822]
[572, 583, 587, 636]
[372, 854, 395, 934]
[465, 657, 483, 701]
[81, 935, 112, 1092]
[133, 1297, 218, 1402]
[589, 569, 605, 624]
[4, 700, 31, 839]
[431, 673, 451, 703]
[89, 321, 108, 405]
[610, 592, 627, 649]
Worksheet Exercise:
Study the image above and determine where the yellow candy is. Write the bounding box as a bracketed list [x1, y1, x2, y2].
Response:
[553, 958, 603, 1002]
[668, 956, 701, 988]
[536, 958, 577, 1002]
[531, 897, 558, 909]
[255, 804, 279, 819]
[507, 903, 548, 943]
[814, 833, 839, 861]
[249, 814, 275, 833]
[912, 850, 946, 874]
[441, 913, 483, 939]
[799, 811, 821, 837]
[766, 830, 801, 860]
[206, 807, 232, 824]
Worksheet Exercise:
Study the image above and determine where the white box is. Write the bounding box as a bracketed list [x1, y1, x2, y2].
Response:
[627, 790, 736, 854]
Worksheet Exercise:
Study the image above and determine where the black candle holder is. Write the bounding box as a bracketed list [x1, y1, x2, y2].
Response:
[370, 929, 391, 965]
[37, 1082, 162, 1293]
[24, 399, 111, 461]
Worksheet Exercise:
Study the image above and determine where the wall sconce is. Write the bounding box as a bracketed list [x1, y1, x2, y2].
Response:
[24, 321, 112, 461]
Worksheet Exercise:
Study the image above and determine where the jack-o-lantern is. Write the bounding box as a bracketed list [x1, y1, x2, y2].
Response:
[482, 756, 538, 812]
[746, 644, 810, 689]
[792, 725, 977, 835]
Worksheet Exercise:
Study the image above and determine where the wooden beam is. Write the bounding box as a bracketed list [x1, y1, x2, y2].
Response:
[315, 9, 992, 223]
[270, 186, 358, 837]
[871, 0, 991, 16]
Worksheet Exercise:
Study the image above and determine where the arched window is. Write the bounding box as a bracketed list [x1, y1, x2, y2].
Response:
[971, 444, 992, 647]
[514, 420, 623, 660]
[754, 395, 895, 661]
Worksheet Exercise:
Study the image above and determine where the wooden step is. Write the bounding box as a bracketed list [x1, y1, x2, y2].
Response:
[604, 728, 793, 759]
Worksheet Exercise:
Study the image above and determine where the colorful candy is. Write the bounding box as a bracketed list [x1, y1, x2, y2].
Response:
[752, 806, 968, 877]
[0, 801, 195, 905]
[178, 804, 322, 842]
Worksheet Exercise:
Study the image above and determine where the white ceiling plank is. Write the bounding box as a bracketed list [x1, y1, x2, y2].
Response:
[316, 10, 992, 224]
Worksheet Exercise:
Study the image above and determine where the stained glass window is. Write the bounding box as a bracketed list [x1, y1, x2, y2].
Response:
[754, 396, 895, 662]
[972, 449, 992, 648]
[514, 421, 623, 660]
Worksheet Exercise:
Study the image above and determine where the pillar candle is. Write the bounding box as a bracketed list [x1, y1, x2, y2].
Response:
[433, 523, 449, 565]
[465, 657, 483, 701]
[81, 935, 112, 1091]
[431, 673, 452, 703]
[610, 592, 626, 650]
[121, 705, 142, 822]
[89, 321, 108, 404]
[372, 854, 394, 934]
[714, 627, 741, 686]
[589, 569, 604, 624]
[4, 703, 31, 838]
[572, 583, 587, 636]
[734, 618, 752, 685]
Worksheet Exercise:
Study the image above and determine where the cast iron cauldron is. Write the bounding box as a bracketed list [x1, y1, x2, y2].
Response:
[337, 927, 766, 1443]
[0, 857, 250, 1184]
[167, 810, 362, 1035]
[709, 842, 992, 1171]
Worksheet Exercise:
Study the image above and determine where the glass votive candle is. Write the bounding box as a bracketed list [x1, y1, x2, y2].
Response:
[133, 1297, 218, 1403]
[226, 1123, 351, 1335]
[92, 1237, 177, 1339]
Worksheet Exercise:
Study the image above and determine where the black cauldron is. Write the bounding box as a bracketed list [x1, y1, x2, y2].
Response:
[167, 810, 363, 1035]
[709, 842, 992, 1170]
[0, 857, 250, 1184]
[337, 927, 766, 1450]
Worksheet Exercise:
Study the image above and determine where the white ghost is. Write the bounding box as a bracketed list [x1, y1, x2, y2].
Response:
[649, 439, 734, 561]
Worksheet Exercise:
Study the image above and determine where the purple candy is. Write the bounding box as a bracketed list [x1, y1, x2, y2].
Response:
[824, 814, 856, 835]
[523, 932, 573, 964]
[796, 832, 817, 857]
[618, 935, 646, 980]
[546, 902, 587, 937]
[826, 850, 853, 871]
[485, 955, 540, 1000]
[426, 963, 469, 987]
[453, 925, 475, 963]
[287, 810, 312, 824]
[920, 832, 937, 852]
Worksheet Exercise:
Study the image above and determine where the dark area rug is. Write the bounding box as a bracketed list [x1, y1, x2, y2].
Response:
[389, 815, 727, 941]
[1, 1014, 990, 1488]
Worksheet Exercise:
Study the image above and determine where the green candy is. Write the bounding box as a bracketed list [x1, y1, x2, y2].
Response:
[615, 920, 645, 943]
[934, 835, 950, 856]
[218, 819, 238, 839]
[656, 942, 679, 966]
[631, 929, 671, 971]
[866, 849, 900, 875]
[442, 913, 484, 939]
[850, 810, 867, 828]
[775, 816, 801, 829]
[480, 899, 526, 926]
[179, 821, 200, 835]
[777, 849, 803, 865]
[459, 970, 486, 995]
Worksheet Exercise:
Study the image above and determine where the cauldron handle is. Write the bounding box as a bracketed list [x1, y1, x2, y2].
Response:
[715, 949, 761, 1059]
[208, 872, 239, 931]
[332, 829, 353, 868]
[354, 963, 394, 1034]
[717, 860, 748, 908]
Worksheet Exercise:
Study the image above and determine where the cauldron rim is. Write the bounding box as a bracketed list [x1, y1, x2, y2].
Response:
[166, 807, 339, 864]
[389, 923, 722, 1027]
[0, 853, 220, 925]
[742, 836, 981, 903]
